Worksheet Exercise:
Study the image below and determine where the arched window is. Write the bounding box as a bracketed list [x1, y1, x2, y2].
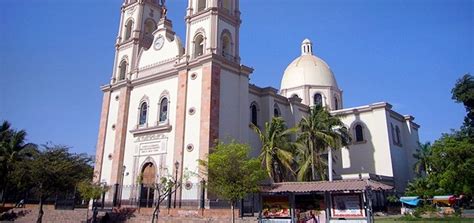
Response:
[194, 34, 204, 58]
[273, 104, 281, 117]
[118, 60, 128, 80]
[124, 20, 133, 40]
[144, 19, 157, 35]
[395, 126, 401, 145]
[334, 97, 339, 110]
[159, 97, 169, 123]
[313, 93, 322, 106]
[139, 102, 148, 126]
[355, 124, 364, 142]
[221, 34, 231, 58]
[197, 0, 206, 12]
[250, 103, 258, 125]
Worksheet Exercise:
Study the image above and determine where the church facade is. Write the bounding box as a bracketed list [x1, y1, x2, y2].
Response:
[93, 0, 420, 205]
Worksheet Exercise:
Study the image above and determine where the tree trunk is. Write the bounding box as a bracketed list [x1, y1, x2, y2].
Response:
[85, 205, 89, 223]
[231, 202, 235, 223]
[151, 204, 159, 223]
[1, 181, 7, 207]
[310, 140, 316, 181]
[37, 197, 44, 223]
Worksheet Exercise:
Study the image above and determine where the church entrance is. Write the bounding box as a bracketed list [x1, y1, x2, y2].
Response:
[140, 162, 156, 208]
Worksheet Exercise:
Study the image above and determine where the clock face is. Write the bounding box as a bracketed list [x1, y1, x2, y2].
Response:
[154, 35, 164, 50]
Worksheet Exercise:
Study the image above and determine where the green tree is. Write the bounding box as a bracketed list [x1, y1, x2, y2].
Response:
[199, 142, 266, 223]
[0, 121, 35, 205]
[297, 106, 350, 181]
[77, 180, 108, 223]
[252, 117, 296, 182]
[413, 142, 432, 176]
[26, 144, 93, 223]
[451, 73, 474, 138]
[429, 133, 474, 196]
[406, 74, 474, 198]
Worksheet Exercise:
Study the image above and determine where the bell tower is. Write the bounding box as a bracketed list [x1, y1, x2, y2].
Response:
[95, 0, 164, 189]
[184, 0, 241, 63]
[172, 0, 252, 205]
[111, 0, 163, 83]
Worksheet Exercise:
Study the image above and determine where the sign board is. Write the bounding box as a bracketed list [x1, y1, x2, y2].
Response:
[331, 193, 365, 218]
[139, 140, 166, 155]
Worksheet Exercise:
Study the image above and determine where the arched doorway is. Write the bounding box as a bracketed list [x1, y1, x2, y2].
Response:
[140, 162, 156, 208]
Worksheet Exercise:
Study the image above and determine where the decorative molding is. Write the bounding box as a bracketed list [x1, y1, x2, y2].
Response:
[130, 124, 172, 136]
[134, 132, 167, 142]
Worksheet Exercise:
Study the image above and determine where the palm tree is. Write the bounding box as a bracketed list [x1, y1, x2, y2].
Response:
[0, 121, 35, 205]
[296, 106, 351, 181]
[252, 117, 296, 182]
[413, 141, 432, 176]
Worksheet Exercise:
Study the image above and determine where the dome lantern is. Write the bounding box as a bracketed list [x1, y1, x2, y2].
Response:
[301, 38, 313, 55]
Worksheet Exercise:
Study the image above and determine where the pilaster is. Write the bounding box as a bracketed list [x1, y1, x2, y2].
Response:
[110, 84, 132, 186]
[199, 63, 221, 167]
[173, 70, 189, 205]
[93, 90, 112, 183]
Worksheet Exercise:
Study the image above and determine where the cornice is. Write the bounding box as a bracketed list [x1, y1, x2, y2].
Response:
[330, 102, 391, 116]
[101, 79, 133, 92]
[282, 84, 341, 93]
[116, 38, 136, 50]
[130, 124, 172, 136]
[132, 68, 178, 87]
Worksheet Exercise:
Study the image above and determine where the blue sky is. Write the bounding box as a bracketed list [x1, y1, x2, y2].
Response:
[0, 0, 472, 155]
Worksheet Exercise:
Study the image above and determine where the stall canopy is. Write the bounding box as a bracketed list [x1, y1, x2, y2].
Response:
[433, 195, 456, 206]
[400, 196, 420, 206]
[260, 179, 393, 193]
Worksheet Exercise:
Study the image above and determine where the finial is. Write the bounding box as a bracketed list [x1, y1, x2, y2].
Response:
[301, 38, 313, 55]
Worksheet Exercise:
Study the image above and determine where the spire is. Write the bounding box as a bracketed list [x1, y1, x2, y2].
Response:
[301, 38, 313, 55]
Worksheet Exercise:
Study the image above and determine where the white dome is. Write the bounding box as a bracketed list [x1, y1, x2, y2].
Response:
[281, 39, 339, 90]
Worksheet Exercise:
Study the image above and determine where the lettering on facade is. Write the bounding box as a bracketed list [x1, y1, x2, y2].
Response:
[139, 141, 167, 155]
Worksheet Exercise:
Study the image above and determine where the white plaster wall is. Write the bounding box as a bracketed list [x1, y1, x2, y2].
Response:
[239, 76, 250, 144]
[283, 89, 305, 103]
[247, 92, 263, 157]
[404, 121, 419, 181]
[219, 70, 246, 143]
[334, 108, 393, 178]
[100, 90, 121, 184]
[181, 67, 203, 200]
[387, 114, 418, 192]
[138, 32, 182, 69]
[121, 76, 179, 189]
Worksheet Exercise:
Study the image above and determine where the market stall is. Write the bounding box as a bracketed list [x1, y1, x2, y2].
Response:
[259, 179, 393, 223]
[399, 196, 420, 215]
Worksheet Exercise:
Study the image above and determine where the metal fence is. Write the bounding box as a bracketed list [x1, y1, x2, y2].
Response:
[102, 183, 256, 216]
[1, 182, 256, 217]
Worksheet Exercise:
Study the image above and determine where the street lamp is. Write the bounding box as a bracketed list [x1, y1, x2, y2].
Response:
[173, 161, 179, 208]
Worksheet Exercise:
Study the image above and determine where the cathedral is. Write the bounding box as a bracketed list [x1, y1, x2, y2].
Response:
[93, 0, 420, 206]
